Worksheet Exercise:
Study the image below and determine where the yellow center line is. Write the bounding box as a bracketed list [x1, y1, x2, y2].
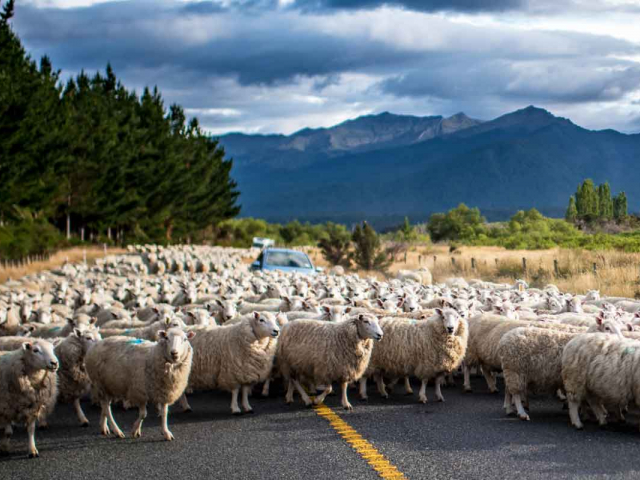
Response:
[312, 403, 408, 480]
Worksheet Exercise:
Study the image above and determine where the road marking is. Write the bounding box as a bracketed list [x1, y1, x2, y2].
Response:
[313, 404, 407, 480]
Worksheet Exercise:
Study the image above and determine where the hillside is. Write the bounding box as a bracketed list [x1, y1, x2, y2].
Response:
[218, 106, 640, 227]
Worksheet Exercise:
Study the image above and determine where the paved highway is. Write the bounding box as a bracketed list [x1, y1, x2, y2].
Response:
[2, 377, 640, 479]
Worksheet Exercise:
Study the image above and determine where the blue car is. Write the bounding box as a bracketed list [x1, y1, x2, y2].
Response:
[250, 248, 322, 275]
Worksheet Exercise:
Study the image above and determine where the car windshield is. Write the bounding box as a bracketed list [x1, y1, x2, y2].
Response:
[265, 251, 312, 269]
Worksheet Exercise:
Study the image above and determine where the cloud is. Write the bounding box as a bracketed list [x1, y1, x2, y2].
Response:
[10, 0, 640, 135]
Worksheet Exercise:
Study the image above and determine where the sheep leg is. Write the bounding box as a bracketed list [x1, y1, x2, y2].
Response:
[359, 377, 368, 400]
[503, 390, 515, 416]
[285, 380, 295, 404]
[231, 387, 242, 414]
[132, 404, 148, 438]
[104, 401, 125, 438]
[463, 363, 472, 392]
[404, 377, 414, 395]
[37, 410, 48, 429]
[556, 389, 567, 401]
[178, 393, 192, 413]
[568, 400, 584, 430]
[293, 380, 313, 407]
[481, 365, 498, 393]
[160, 404, 174, 441]
[418, 380, 428, 404]
[375, 373, 389, 399]
[241, 385, 254, 413]
[314, 385, 333, 405]
[513, 394, 530, 421]
[0, 425, 11, 454]
[340, 382, 353, 411]
[586, 396, 607, 426]
[435, 375, 445, 402]
[261, 379, 271, 397]
[27, 420, 38, 458]
[74, 398, 89, 427]
[99, 403, 110, 437]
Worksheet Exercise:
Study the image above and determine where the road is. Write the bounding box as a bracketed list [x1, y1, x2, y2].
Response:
[2, 377, 640, 480]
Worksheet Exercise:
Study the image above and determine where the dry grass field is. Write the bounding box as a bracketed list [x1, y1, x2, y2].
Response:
[0, 247, 127, 283]
[305, 245, 640, 298]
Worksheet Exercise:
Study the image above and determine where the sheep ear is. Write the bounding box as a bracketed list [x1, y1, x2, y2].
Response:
[90, 317, 97, 325]
[187, 331, 196, 340]
[157, 330, 168, 340]
[253, 312, 260, 320]
[344, 307, 352, 314]
[397, 299, 405, 308]
[22, 342, 33, 351]
[627, 324, 634, 332]
[596, 315, 603, 325]
[67, 318, 76, 326]
[377, 299, 384, 308]
[435, 308, 443, 317]
[74, 328, 82, 337]
[323, 306, 331, 313]
[216, 299, 224, 307]
[358, 314, 365, 321]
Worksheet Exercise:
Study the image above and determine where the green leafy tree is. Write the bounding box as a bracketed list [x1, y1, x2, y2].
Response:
[350, 221, 392, 271]
[427, 204, 486, 242]
[565, 196, 578, 223]
[318, 222, 352, 268]
[575, 179, 598, 221]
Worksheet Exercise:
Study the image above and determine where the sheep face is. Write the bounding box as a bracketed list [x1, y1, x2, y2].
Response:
[403, 296, 420, 313]
[215, 300, 238, 322]
[355, 314, 383, 341]
[302, 300, 321, 314]
[157, 328, 195, 364]
[38, 309, 52, 325]
[547, 297, 564, 313]
[435, 308, 462, 336]
[74, 328, 102, 350]
[23, 340, 59, 372]
[251, 312, 280, 339]
[585, 290, 600, 301]
[322, 306, 351, 322]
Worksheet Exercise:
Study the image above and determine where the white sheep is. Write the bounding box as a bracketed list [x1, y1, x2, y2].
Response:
[277, 314, 383, 410]
[0, 339, 59, 458]
[186, 312, 280, 415]
[85, 327, 195, 440]
[359, 308, 468, 404]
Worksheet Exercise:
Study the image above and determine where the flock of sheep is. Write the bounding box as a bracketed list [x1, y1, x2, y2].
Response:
[1, 244, 640, 459]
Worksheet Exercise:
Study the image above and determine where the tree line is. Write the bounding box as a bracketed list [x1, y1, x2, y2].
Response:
[565, 180, 627, 224]
[0, 1, 239, 258]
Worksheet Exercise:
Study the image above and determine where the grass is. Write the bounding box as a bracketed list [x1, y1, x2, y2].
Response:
[0, 246, 127, 283]
[306, 245, 640, 298]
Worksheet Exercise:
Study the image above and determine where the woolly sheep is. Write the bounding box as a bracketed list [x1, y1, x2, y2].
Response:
[359, 308, 468, 404]
[186, 312, 280, 415]
[85, 327, 195, 440]
[0, 339, 59, 458]
[561, 333, 640, 430]
[277, 314, 383, 410]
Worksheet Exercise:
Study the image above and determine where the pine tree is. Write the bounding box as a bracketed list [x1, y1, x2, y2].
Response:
[318, 222, 352, 268]
[575, 179, 598, 221]
[565, 196, 578, 223]
[350, 221, 392, 271]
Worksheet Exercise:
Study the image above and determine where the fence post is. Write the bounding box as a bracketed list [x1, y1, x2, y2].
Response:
[554, 259, 559, 277]
[404, 252, 407, 263]
[495, 258, 499, 267]
[471, 258, 476, 270]
[103, 243, 107, 256]
[418, 255, 422, 265]
[433, 256, 437, 266]
[522, 258, 527, 274]
[593, 263, 598, 275]
[451, 257, 456, 268]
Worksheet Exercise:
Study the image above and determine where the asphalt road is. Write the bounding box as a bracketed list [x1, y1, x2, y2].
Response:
[2, 376, 640, 480]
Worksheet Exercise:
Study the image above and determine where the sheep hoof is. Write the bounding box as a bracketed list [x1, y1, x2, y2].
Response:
[344, 405, 353, 411]
[183, 408, 193, 414]
[519, 414, 530, 422]
[245, 409, 254, 414]
[360, 397, 368, 402]
[437, 398, 445, 403]
[232, 411, 243, 416]
[490, 389, 499, 395]
[28, 452, 39, 459]
[163, 432, 175, 441]
[81, 422, 90, 428]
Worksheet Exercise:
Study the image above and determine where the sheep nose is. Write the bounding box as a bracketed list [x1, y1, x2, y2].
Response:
[447, 327, 454, 334]
[376, 334, 383, 341]
[272, 330, 279, 337]
[171, 350, 179, 357]
[49, 360, 58, 370]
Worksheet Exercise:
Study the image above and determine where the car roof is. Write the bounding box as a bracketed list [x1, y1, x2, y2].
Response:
[264, 248, 308, 254]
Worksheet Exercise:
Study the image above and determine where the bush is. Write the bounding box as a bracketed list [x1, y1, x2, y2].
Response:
[0, 213, 66, 260]
[318, 222, 352, 268]
[351, 222, 393, 271]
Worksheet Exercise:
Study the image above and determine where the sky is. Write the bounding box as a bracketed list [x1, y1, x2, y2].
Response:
[10, 0, 640, 135]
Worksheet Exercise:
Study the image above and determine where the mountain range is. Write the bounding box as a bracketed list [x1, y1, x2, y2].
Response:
[217, 106, 640, 229]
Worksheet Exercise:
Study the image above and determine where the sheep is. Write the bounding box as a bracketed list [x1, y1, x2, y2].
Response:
[0, 339, 59, 458]
[186, 312, 280, 415]
[99, 317, 185, 341]
[497, 322, 623, 421]
[52, 328, 102, 427]
[85, 327, 195, 440]
[561, 333, 640, 430]
[277, 314, 383, 410]
[359, 308, 468, 404]
[397, 267, 433, 285]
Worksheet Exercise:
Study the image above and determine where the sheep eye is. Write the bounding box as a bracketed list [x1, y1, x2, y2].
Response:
[364, 320, 370, 324]
[260, 318, 265, 323]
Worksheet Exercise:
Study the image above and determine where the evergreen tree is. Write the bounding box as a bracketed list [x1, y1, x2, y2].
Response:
[613, 192, 628, 221]
[597, 182, 613, 220]
[565, 196, 578, 223]
[318, 222, 351, 268]
[575, 179, 598, 221]
[350, 221, 392, 271]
